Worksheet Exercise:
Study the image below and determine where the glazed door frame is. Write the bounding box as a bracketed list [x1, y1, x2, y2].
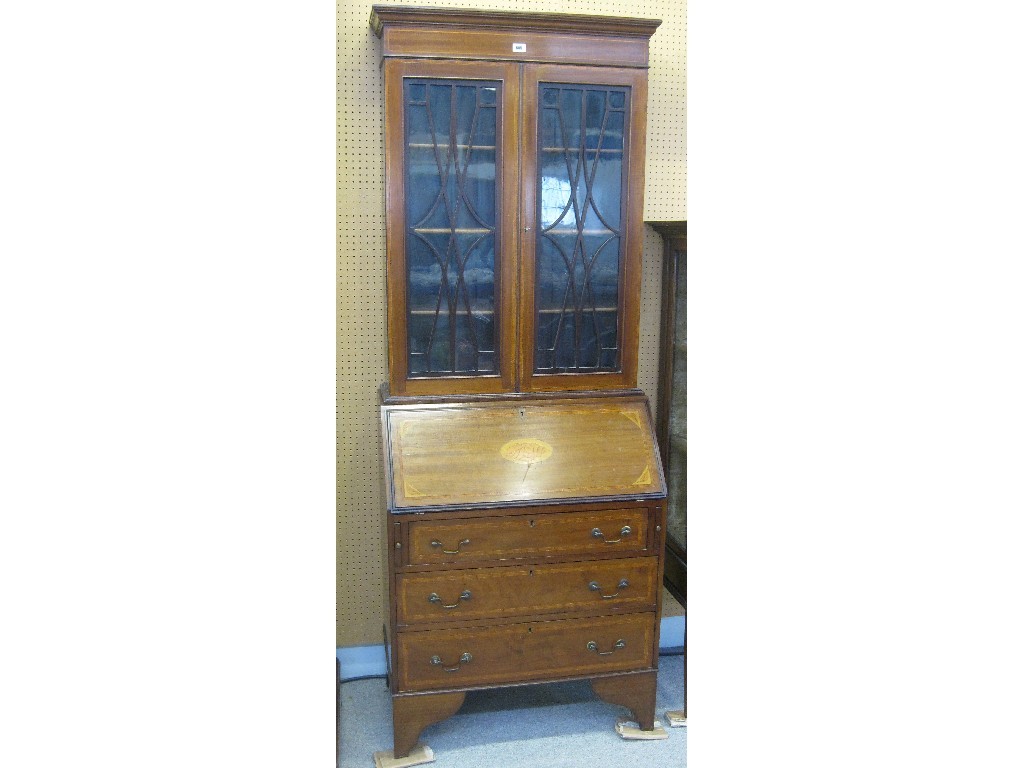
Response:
[384, 59, 521, 396]
[519, 64, 648, 393]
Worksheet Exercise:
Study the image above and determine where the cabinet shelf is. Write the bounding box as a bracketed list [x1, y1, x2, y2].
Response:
[537, 306, 617, 313]
[411, 227, 613, 236]
[543, 228, 616, 235]
[409, 309, 494, 315]
[541, 147, 623, 153]
[408, 308, 616, 316]
[408, 145, 619, 154]
[408, 143, 496, 150]
[412, 227, 493, 234]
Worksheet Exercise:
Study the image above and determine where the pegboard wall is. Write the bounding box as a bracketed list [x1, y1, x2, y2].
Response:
[337, 0, 686, 648]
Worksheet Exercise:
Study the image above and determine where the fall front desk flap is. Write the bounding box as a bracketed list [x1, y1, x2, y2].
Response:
[383, 396, 667, 512]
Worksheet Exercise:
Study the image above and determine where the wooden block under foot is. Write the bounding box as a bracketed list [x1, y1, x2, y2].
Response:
[615, 717, 668, 740]
[372, 744, 434, 768]
[665, 710, 687, 727]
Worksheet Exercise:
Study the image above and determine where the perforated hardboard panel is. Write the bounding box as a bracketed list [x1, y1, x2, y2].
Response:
[337, 0, 686, 647]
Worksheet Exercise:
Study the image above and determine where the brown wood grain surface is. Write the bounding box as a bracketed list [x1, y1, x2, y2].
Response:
[396, 556, 658, 624]
[395, 612, 654, 692]
[406, 507, 651, 565]
[370, 6, 662, 40]
[384, 397, 665, 509]
[382, 28, 651, 68]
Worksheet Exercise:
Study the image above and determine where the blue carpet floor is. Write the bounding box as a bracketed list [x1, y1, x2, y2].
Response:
[339, 656, 685, 768]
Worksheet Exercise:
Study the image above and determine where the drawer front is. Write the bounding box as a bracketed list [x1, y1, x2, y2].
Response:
[406, 508, 650, 565]
[395, 613, 654, 692]
[397, 558, 658, 625]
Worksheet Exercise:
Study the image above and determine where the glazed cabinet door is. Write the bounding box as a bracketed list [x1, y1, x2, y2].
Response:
[384, 60, 521, 396]
[519, 65, 648, 392]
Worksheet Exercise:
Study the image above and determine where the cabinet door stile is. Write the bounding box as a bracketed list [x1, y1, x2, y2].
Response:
[502, 63, 522, 391]
[518, 63, 538, 393]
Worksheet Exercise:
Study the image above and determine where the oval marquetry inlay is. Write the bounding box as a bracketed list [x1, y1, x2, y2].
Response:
[499, 438, 553, 465]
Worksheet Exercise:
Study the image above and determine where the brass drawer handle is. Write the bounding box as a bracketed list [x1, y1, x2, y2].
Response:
[586, 639, 626, 656]
[430, 538, 470, 555]
[428, 589, 472, 609]
[588, 578, 630, 599]
[430, 652, 472, 672]
[591, 525, 632, 544]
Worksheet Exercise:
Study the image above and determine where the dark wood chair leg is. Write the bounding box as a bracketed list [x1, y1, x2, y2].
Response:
[391, 690, 466, 759]
[591, 671, 658, 730]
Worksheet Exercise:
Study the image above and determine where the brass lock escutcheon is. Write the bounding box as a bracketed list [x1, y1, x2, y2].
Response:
[591, 525, 632, 544]
[430, 652, 472, 672]
[588, 578, 630, 599]
[428, 589, 472, 609]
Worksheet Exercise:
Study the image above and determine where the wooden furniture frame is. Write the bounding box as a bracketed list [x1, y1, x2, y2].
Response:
[371, 6, 664, 759]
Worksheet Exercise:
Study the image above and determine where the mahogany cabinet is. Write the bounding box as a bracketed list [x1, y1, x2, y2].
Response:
[371, 5, 664, 759]
[373, 5, 660, 398]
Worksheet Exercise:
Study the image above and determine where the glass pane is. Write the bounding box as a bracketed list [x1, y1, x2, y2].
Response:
[535, 83, 629, 374]
[404, 78, 500, 377]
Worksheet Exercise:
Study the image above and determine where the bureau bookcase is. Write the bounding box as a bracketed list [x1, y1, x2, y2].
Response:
[371, 6, 664, 759]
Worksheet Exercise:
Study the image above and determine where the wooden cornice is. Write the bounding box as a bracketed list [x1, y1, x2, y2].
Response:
[370, 5, 662, 39]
